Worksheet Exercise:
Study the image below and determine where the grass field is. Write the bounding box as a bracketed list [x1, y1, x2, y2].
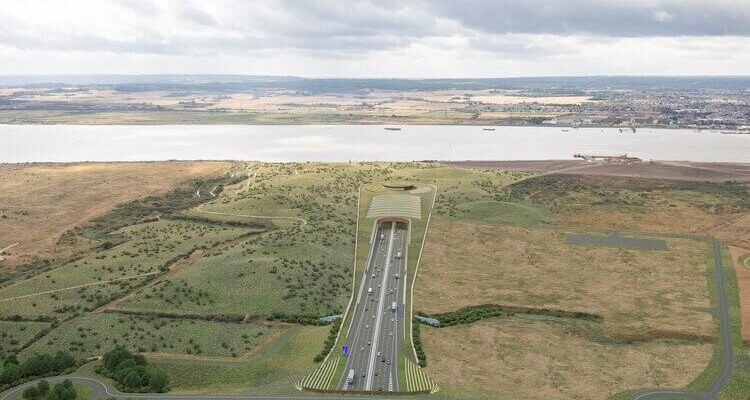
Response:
[416, 218, 714, 339]
[20, 312, 281, 359]
[151, 325, 329, 394]
[408, 169, 750, 400]
[0, 320, 52, 354]
[0, 220, 249, 319]
[0, 162, 231, 271]
[503, 174, 749, 234]
[423, 316, 713, 400]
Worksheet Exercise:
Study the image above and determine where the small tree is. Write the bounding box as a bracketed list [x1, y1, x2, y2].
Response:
[37, 379, 50, 396]
[21, 386, 39, 400]
[47, 380, 76, 400]
[3, 354, 18, 367]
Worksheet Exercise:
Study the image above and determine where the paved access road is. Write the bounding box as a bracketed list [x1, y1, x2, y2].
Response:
[337, 220, 408, 392]
[632, 238, 733, 400]
[0, 375, 429, 400]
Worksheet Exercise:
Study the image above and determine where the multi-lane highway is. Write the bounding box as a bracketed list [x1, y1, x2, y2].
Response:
[337, 220, 408, 392]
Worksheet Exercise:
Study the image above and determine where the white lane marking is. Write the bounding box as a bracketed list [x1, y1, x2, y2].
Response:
[340, 223, 387, 390]
[366, 223, 395, 391]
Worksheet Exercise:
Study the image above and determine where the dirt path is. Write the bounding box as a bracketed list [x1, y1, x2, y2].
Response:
[195, 205, 307, 226]
[93, 249, 206, 313]
[0, 271, 159, 302]
[194, 166, 308, 226]
[0, 242, 20, 254]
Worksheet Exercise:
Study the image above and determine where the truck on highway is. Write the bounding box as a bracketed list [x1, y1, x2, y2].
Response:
[391, 301, 397, 311]
[347, 369, 355, 384]
[396, 251, 401, 259]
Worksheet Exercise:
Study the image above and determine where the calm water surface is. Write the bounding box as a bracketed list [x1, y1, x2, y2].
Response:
[1, 125, 748, 162]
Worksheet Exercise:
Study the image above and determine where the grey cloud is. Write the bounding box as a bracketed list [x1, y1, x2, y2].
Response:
[0, 0, 748, 60]
[431, 0, 750, 37]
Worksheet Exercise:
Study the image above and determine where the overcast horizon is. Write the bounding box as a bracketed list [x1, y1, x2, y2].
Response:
[1, 0, 750, 78]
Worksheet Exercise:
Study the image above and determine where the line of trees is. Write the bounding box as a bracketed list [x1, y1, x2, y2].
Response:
[97, 346, 169, 393]
[411, 319, 427, 367]
[420, 303, 602, 327]
[1, 351, 76, 389]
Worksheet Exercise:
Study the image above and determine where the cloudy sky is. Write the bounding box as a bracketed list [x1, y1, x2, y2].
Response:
[1, 0, 749, 77]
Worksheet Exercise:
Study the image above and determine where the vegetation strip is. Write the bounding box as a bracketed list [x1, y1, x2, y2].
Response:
[418, 303, 602, 326]
[408, 184, 437, 365]
[0, 273, 159, 302]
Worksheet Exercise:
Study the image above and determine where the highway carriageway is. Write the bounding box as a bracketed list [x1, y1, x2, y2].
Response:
[337, 220, 408, 392]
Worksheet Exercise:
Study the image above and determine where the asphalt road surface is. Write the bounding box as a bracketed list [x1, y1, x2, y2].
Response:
[337, 220, 408, 392]
[632, 238, 733, 400]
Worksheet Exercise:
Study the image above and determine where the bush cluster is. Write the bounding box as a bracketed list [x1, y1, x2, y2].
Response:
[22, 379, 76, 400]
[97, 346, 168, 393]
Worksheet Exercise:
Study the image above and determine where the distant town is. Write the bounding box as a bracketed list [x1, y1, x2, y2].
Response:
[1, 75, 748, 130]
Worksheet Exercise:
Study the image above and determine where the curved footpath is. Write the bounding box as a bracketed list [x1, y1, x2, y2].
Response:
[1, 239, 735, 400]
[632, 238, 734, 400]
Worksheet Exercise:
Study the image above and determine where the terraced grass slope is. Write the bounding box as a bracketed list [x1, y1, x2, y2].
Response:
[116, 163, 369, 319]
[0, 220, 249, 319]
[21, 312, 280, 359]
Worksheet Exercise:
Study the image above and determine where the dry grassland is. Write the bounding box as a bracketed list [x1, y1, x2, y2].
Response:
[415, 218, 714, 339]
[0, 161, 231, 268]
[729, 244, 750, 344]
[556, 196, 741, 234]
[422, 318, 713, 400]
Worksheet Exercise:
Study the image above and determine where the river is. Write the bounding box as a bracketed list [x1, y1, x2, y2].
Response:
[1, 125, 748, 162]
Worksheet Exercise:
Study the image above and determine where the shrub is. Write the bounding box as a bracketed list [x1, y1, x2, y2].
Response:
[98, 346, 169, 393]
